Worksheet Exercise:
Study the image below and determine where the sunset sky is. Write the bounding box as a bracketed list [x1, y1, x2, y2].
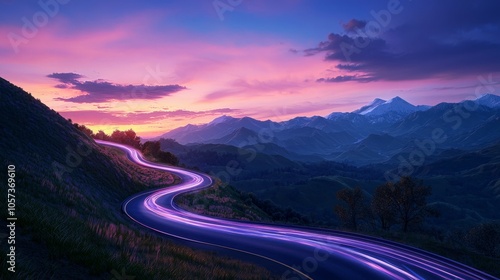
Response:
[1, 0, 499, 137]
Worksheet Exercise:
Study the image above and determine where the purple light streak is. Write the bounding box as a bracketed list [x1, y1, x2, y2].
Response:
[97, 140, 496, 280]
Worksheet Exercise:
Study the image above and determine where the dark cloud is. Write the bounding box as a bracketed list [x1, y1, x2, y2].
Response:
[342, 19, 367, 33]
[48, 72, 186, 103]
[317, 75, 354, 83]
[317, 75, 375, 83]
[47, 72, 84, 84]
[309, 0, 500, 82]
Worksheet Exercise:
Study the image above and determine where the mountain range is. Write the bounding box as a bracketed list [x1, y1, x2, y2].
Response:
[156, 94, 500, 165]
[2, 76, 498, 277]
[153, 94, 500, 234]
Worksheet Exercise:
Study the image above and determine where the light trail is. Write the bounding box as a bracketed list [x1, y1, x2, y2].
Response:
[97, 140, 498, 280]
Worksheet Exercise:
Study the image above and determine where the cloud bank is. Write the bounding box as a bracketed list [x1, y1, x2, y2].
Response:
[309, 0, 500, 83]
[48, 72, 186, 103]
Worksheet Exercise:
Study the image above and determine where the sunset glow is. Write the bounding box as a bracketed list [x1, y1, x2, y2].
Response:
[2, 0, 499, 137]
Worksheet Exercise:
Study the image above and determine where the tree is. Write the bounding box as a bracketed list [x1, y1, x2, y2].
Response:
[334, 187, 369, 230]
[94, 130, 109, 140]
[125, 129, 140, 148]
[142, 141, 179, 166]
[387, 177, 435, 232]
[142, 141, 161, 157]
[465, 223, 500, 256]
[110, 130, 125, 143]
[157, 150, 179, 166]
[73, 123, 93, 138]
[372, 182, 397, 230]
[110, 129, 141, 149]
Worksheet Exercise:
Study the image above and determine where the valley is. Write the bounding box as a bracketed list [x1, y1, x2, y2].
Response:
[154, 95, 500, 231]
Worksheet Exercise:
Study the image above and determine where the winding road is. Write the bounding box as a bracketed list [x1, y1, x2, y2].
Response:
[98, 140, 497, 279]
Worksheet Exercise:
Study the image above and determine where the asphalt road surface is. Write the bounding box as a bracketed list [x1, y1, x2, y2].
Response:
[97, 140, 497, 280]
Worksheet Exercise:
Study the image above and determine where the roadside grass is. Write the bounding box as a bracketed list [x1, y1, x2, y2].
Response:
[176, 182, 272, 222]
[0, 146, 275, 279]
[177, 180, 500, 278]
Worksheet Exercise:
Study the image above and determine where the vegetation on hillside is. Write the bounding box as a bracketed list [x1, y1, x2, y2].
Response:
[74, 124, 180, 166]
[176, 183, 310, 225]
[335, 177, 437, 232]
[176, 183, 272, 222]
[0, 77, 275, 279]
[0, 146, 274, 279]
[177, 167, 500, 277]
[332, 177, 500, 276]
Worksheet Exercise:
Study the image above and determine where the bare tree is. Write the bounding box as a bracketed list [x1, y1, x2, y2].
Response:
[334, 187, 369, 230]
[389, 176, 434, 232]
[372, 182, 397, 230]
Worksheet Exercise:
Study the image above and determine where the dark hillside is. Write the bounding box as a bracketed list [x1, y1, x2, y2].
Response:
[0, 77, 273, 279]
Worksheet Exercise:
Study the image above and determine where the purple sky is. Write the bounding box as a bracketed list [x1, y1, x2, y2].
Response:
[1, 0, 499, 136]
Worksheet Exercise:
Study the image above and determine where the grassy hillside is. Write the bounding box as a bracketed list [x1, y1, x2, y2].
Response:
[176, 182, 273, 222]
[163, 134, 500, 277]
[236, 176, 380, 225]
[175, 140, 500, 231]
[0, 77, 274, 279]
[176, 177, 500, 277]
[176, 182, 310, 226]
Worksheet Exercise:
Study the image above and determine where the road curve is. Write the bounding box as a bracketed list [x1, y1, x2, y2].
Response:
[98, 140, 497, 280]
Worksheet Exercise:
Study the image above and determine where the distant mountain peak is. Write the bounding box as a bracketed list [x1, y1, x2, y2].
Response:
[474, 93, 500, 108]
[476, 93, 497, 99]
[352, 96, 421, 117]
[352, 98, 386, 115]
[211, 126, 260, 147]
[209, 115, 236, 125]
[387, 96, 407, 103]
[369, 98, 387, 105]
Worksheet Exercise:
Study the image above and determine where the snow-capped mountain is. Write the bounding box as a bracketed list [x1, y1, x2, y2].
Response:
[474, 93, 500, 108]
[356, 96, 428, 116]
[326, 112, 369, 125]
[208, 115, 236, 126]
[336, 96, 431, 124]
[153, 94, 500, 163]
[352, 98, 386, 115]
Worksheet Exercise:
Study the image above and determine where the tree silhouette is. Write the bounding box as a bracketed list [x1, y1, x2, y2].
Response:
[157, 150, 179, 166]
[93, 130, 110, 140]
[142, 140, 179, 166]
[372, 182, 397, 230]
[110, 129, 141, 149]
[72, 123, 93, 138]
[386, 177, 435, 232]
[466, 223, 500, 256]
[334, 187, 369, 230]
[142, 141, 161, 156]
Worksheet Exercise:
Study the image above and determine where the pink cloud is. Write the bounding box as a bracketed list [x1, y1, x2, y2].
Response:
[1, 8, 462, 137]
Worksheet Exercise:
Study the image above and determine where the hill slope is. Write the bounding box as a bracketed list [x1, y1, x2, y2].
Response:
[0, 77, 273, 279]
